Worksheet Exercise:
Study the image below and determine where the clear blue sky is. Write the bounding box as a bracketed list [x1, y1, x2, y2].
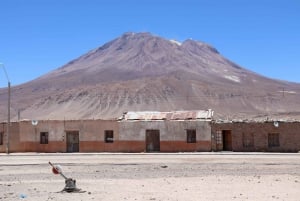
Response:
[0, 0, 299, 87]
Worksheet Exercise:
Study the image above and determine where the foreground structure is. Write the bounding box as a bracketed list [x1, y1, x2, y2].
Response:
[0, 110, 300, 153]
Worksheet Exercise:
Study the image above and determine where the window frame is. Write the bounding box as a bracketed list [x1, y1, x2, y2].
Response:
[0, 132, 3, 145]
[186, 129, 196, 143]
[40, 132, 49, 144]
[104, 130, 114, 143]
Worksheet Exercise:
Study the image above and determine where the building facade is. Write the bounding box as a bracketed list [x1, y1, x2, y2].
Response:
[1, 110, 300, 153]
[211, 121, 300, 152]
[0, 119, 118, 153]
[0, 110, 213, 153]
[118, 110, 213, 152]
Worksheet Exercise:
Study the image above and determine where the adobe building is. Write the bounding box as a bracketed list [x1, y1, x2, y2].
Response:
[0, 110, 213, 153]
[211, 120, 300, 152]
[118, 110, 213, 152]
[1, 110, 300, 153]
[0, 119, 119, 153]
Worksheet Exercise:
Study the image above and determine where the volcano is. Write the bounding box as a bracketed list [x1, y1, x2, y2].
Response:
[1, 32, 300, 121]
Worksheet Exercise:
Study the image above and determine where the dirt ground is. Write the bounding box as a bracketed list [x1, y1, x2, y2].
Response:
[0, 152, 300, 201]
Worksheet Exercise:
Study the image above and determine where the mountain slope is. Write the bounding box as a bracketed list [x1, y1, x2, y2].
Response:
[1, 32, 300, 121]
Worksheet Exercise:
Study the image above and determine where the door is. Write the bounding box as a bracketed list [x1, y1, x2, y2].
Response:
[222, 130, 232, 151]
[66, 131, 79, 152]
[146, 130, 160, 152]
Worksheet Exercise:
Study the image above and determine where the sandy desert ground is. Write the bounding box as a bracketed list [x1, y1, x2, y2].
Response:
[0, 152, 300, 201]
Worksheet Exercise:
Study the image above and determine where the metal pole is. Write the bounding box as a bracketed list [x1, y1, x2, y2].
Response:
[0, 63, 11, 154]
[7, 81, 10, 154]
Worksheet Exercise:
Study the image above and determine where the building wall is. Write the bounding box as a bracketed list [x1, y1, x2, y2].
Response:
[1, 119, 211, 153]
[0, 122, 20, 153]
[0, 123, 6, 152]
[12, 120, 119, 153]
[212, 122, 300, 152]
[4, 119, 299, 153]
[18, 120, 64, 152]
[64, 120, 119, 152]
[119, 120, 212, 152]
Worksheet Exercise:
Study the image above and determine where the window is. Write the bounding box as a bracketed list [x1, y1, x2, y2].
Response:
[268, 133, 280, 147]
[186, 129, 196, 143]
[105, 130, 114, 143]
[243, 133, 254, 148]
[40, 132, 49, 144]
[0, 132, 3, 145]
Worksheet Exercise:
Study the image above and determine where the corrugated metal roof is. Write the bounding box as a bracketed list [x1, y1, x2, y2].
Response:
[119, 109, 214, 121]
[214, 119, 300, 123]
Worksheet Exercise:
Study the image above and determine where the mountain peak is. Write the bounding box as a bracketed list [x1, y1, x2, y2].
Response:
[121, 31, 152, 38]
[41, 32, 238, 83]
[4, 32, 300, 121]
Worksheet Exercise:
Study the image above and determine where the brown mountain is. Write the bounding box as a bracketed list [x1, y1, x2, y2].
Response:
[1, 32, 300, 121]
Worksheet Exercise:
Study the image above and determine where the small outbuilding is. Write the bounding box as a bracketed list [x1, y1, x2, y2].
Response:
[211, 120, 300, 152]
[118, 110, 214, 152]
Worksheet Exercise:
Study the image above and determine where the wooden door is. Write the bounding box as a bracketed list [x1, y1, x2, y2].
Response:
[146, 130, 160, 152]
[222, 130, 232, 151]
[66, 131, 79, 152]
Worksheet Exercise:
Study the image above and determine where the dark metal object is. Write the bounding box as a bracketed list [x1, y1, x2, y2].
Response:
[63, 178, 78, 192]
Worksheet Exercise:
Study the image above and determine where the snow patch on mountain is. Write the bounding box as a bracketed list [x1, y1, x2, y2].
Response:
[224, 75, 240, 83]
[169, 40, 182, 46]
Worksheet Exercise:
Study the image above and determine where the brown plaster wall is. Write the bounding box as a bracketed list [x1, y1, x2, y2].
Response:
[118, 120, 212, 152]
[2, 119, 300, 153]
[18, 141, 66, 152]
[5, 140, 212, 153]
[1, 119, 212, 153]
[0, 122, 20, 153]
[160, 141, 211, 152]
[1, 120, 119, 153]
[80, 141, 121, 152]
[212, 122, 300, 152]
[64, 120, 119, 142]
[119, 120, 211, 141]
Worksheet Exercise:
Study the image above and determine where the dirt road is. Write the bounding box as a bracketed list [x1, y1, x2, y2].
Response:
[0, 152, 300, 200]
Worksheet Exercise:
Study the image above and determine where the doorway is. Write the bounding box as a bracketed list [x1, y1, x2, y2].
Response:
[222, 130, 232, 151]
[146, 130, 160, 152]
[66, 131, 79, 152]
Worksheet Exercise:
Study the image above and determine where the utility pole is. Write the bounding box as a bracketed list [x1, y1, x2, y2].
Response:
[0, 63, 11, 154]
[7, 81, 10, 154]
